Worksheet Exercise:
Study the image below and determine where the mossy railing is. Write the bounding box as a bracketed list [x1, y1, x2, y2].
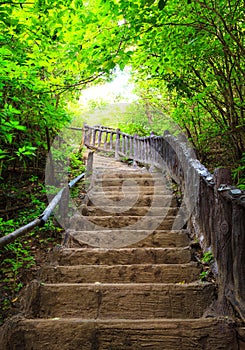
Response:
[82, 123, 245, 321]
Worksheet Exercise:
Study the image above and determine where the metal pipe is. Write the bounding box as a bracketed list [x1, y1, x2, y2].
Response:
[0, 172, 86, 248]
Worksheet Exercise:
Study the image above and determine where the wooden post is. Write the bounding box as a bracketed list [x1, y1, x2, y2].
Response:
[115, 129, 120, 159]
[122, 135, 125, 156]
[133, 134, 138, 166]
[84, 125, 92, 147]
[213, 168, 233, 315]
[146, 138, 150, 163]
[138, 140, 142, 162]
[129, 136, 133, 158]
[98, 130, 102, 148]
[109, 132, 114, 150]
[92, 129, 96, 147]
[230, 201, 245, 321]
[125, 136, 129, 157]
[150, 132, 154, 166]
[86, 151, 94, 177]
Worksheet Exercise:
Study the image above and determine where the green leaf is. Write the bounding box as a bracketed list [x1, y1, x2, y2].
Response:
[0, 149, 9, 159]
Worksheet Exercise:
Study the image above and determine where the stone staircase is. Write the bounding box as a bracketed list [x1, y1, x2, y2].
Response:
[0, 154, 238, 349]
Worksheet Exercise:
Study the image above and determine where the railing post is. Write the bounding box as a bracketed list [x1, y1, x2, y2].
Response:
[84, 124, 92, 147]
[143, 138, 146, 163]
[133, 134, 138, 166]
[109, 132, 114, 150]
[80, 123, 87, 151]
[149, 131, 154, 166]
[129, 136, 133, 158]
[126, 135, 129, 157]
[98, 129, 102, 148]
[91, 128, 96, 147]
[121, 135, 125, 156]
[86, 150, 94, 174]
[115, 129, 120, 159]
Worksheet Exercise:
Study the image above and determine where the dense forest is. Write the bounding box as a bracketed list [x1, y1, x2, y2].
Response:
[0, 0, 244, 322]
[1, 0, 244, 176]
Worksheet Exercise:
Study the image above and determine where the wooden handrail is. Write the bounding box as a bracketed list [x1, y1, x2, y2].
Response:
[82, 123, 165, 166]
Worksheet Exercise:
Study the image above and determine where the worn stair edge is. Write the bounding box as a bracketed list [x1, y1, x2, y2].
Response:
[80, 206, 179, 216]
[86, 195, 178, 207]
[0, 316, 238, 350]
[69, 215, 181, 228]
[89, 188, 171, 196]
[50, 246, 192, 265]
[23, 281, 216, 319]
[39, 262, 201, 284]
[91, 172, 162, 179]
[66, 229, 190, 249]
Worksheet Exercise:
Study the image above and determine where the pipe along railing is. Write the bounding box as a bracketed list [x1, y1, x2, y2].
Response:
[82, 123, 245, 321]
[0, 172, 86, 249]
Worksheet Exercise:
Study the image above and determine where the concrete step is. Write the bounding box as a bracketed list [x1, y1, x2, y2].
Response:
[86, 194, 177, 208]
[89, 186, 170, 195]
[65, 229, 190, 248]
[69, 215, 182, 231]
[1, 317, 237, 350]
[51, 246, 192, 266]
[39, 263, 201, 284]
[92, 177, 161, 185]
[92, 172, 159, 179]
[25, 282, 216, 319]
[80, 205, 178, 217]
[3, 316, 238, 349]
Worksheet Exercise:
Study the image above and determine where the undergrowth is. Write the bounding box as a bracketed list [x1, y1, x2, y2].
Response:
[0, 176, 64, 324]
[0, 150, 86, 325]
[232, 152, 245, 190]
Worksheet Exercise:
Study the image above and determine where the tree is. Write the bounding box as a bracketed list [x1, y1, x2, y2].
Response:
[0, 0, 119, 175]
[112, 0, 245, 165]
[1, 0, 244, 174]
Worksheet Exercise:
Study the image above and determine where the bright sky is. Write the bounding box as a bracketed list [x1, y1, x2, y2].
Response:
[79, 68, 138, 105]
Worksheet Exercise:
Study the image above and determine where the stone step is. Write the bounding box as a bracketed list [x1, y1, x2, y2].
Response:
[80, 206, 178, 217]
[69, 215, 182, 231]
[92, 172, 159, 179]
[89, 186, 170, 195]
[86, 194, 178, 207]
[92, 176, 160, 184]
[51, 246, 192, 266]
[25, 282, 216, 319]
[39, 263, 201, 284]
[1, 317, 236, 350]
[65, 230, 190, 249]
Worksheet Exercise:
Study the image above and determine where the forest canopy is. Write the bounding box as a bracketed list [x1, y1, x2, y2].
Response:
[0, 0, 244, 176]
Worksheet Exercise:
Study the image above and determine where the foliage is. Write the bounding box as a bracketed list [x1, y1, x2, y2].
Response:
[232, 152, 245, 190]
[0, 0, 123, 177]
[1, 0, 244, 172]
[118, 122, 150, 137]
[112, 0, 245, 166]
[200, 251, 214, 282]
[0, 142, 85, 324]
[201, 251, 214, 265]
[69, 151, 86, 178]
[0, 178, 63, 324]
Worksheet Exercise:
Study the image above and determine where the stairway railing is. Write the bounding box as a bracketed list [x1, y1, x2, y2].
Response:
[0, 172, 87, 249]
[82, 123, 169, 168]
[82, 123, 245, 322]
